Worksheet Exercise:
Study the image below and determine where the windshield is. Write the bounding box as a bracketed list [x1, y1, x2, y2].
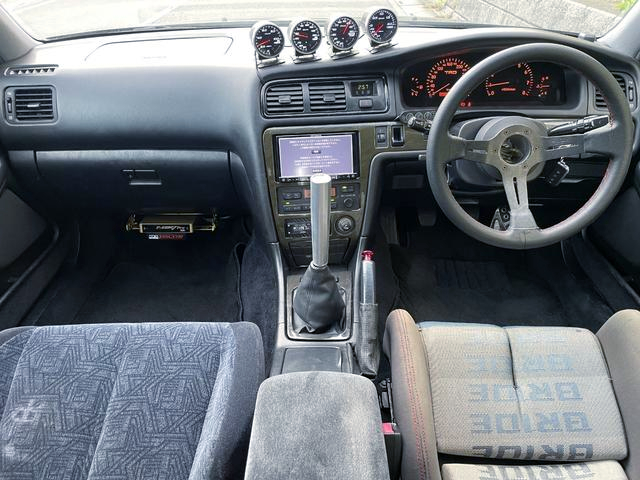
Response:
[0, 0, 636, 41]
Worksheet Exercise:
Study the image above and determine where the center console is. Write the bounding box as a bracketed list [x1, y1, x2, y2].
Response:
[263, 123, 381, 267]
[264, 122, 427, 376]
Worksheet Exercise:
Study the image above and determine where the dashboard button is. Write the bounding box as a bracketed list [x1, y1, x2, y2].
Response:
[282, 191, 302, 200]
[359, 98, 374, 108]
[343, 198, 354, 209]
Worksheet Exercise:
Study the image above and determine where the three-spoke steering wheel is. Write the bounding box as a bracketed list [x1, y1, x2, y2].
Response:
[426, 43, 633, 249]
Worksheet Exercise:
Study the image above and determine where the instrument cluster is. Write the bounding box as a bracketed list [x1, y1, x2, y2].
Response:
[402, 54, 566, 108]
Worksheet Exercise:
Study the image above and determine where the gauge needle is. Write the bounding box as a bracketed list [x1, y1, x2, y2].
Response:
[296, 33, 309, 39]
[432, 83, 451, 95]
[342, 22, 351, 35]
[257, 39, 271, 46]
[486, 81, 510, 88]
[375, 23, 384, 33]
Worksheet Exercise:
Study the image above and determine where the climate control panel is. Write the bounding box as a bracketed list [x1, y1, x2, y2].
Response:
[277, 182, 360, 214]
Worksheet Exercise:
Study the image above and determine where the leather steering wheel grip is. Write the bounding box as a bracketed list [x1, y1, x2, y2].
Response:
[426, 43, 634, 249]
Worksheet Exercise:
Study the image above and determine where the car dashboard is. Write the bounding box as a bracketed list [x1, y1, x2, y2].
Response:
[0, 23, 639, 267]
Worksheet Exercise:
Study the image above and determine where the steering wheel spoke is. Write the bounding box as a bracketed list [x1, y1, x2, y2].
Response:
[446, 134, 494, 165]
[501, 167, 538, 231]
[540, 134, 585, 161]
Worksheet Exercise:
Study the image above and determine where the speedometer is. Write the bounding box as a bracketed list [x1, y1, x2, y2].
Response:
[426, 57, 470, 99]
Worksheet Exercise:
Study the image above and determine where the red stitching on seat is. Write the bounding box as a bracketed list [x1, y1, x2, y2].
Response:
[396, 310, 429, 480]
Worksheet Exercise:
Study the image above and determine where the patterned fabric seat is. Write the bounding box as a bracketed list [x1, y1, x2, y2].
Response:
[384, 310, 640, 480]
[0, 322, 264, 480]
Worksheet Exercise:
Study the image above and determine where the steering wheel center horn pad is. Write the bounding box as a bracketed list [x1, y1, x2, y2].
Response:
[426, 43, 634, 249]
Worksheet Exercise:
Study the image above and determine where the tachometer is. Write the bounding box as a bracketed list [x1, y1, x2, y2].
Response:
[327, 15, 360, 52]
[484, 62, 534, 98]
[364, 8, 398, 45]
[251, 22, 285, 59]
[289, 19, 322, 56]
[426, 57, 470, 99]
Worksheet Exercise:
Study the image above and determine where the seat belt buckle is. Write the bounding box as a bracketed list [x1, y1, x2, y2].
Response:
[382, 422, 402, 480]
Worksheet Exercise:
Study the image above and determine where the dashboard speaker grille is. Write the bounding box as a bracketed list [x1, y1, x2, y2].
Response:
[12, 87, 56, 122]
[595, 72, 632, 109]
[309, 82, 347, 111]
[265, 83, 304, 115]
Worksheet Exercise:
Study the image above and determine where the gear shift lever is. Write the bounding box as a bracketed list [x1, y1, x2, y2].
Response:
[311, 174, 331, 268]
[293, 174, 345, 333]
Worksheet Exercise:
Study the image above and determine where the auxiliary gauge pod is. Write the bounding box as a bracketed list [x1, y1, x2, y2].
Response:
[326, 14, 360, 59]
[363, 7, 398, 53]
[250, 21, 285, 68]
[289, 19, 322, 63]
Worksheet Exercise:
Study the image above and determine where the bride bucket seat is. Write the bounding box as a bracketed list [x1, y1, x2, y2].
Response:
[383, 309, 640, 480]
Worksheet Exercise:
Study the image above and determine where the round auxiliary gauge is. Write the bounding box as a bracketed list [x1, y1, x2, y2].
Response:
[250, 21, 285, 59]
[364, 8, 398, 45]
[327, 15, 360, 51]
[289, 19, 322, 55]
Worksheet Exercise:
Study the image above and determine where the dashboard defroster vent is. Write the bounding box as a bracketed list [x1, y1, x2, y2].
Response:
[265, 83, 304, 115]
[5, 86, 57, 123]
[595, 72, 635, 109]
[5, 65, 57, 76]
[309, 82, 347, 112]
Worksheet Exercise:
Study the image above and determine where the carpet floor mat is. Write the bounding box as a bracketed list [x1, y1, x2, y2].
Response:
[28, 220, 247, 326]
[389, 221, 613, 330]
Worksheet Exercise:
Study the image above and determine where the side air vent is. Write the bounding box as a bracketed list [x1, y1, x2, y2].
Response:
[264, 83, 304, 115]
[309, 82, 347, 112]
[5, 86, 57, 123]
[595, 72, 635, 109]
[6, 65, 57, 76]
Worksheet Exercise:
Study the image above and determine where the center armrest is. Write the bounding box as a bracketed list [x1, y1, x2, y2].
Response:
[244, 371, 390, 480]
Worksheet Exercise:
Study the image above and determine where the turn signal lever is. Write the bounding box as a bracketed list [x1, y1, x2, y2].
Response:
[293, 174, 345, 333]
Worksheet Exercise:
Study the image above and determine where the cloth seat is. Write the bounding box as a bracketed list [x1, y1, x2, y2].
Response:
[383, 309, 640, 480]
[0, 322, 264, 480]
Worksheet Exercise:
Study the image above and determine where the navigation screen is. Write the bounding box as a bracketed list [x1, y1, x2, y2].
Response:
[277, 134, 356, 180]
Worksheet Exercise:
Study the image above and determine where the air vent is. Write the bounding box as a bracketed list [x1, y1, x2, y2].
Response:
[262, 77, 387, 117]
[264, 83, 304, 115]
[309, 82, 347, 112]
[6, 65, 57, 76]
[595, 72, 634, 109]
[7, 87, 56, 122]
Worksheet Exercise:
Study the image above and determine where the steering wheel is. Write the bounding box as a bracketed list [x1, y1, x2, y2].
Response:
[426, 43, 634, 249]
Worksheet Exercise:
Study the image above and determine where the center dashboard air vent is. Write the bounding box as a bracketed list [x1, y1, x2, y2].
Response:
[4, 86, 57, 123]
[263, 77, 387, 117]
[594, 72, 636, 109]
[264, 83, 304, 115]
[309, 82, 347, 112]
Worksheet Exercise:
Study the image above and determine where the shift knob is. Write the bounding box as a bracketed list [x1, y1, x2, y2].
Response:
[310, 173, 331, 268]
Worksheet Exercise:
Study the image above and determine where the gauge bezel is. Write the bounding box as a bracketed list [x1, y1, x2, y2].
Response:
[288, 19, 323, 56]
[326, 15, 360, 52]
[250, 21, 286, 59]
[364, 7, 398, 45]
